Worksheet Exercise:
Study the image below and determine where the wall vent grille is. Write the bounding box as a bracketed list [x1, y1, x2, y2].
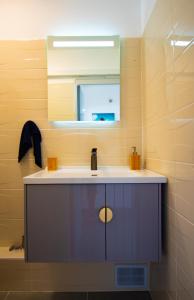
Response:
[115, 265, 148, 289]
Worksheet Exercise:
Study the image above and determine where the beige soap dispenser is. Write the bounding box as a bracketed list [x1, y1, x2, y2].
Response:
[129, 146, 141, 170]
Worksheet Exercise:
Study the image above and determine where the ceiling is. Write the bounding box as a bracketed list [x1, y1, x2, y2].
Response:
[0, 0, 156, 39]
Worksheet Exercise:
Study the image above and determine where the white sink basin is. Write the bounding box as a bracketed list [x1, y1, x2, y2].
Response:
[24, 166, 167, 184]
[51, 168, 103, 177]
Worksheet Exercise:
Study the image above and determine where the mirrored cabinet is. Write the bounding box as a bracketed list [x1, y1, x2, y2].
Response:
[47, 36, 120, 122]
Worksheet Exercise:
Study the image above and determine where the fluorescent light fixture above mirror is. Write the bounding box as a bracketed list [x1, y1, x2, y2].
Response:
[53, 40, 115, 48]
[48, 36, 119, 50]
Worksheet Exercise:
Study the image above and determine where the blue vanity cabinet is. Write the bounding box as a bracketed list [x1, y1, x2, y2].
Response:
[25, 183, 161, 262]
[25, 184, 106, 262]
[106, 184, 161, 262]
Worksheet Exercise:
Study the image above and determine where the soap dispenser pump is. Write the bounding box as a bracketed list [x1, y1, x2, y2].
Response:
[129, 146, 141, 170]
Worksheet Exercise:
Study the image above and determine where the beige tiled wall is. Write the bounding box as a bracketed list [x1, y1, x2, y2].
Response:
[0, 38, 142, 290]
[142, 0, 194, 299]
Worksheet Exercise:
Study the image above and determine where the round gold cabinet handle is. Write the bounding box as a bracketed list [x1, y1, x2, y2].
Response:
[99, 207, 113, 223]
[106, 207, 113, 223]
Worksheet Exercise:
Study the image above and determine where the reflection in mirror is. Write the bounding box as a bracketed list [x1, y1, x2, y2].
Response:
[47, 36, 120, 122]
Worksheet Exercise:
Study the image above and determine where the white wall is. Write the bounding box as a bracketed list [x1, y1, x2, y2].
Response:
[0, 0, 142, 39]
[141, 0, 156, 34]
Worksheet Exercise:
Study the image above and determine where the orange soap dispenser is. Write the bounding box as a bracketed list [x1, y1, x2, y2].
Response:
[129, 146, 141, 170]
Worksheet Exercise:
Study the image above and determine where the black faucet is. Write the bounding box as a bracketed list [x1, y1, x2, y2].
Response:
[91, 148, 97, 170]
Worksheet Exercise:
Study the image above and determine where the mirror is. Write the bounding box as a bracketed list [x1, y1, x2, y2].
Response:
[47, 36, 120, 122]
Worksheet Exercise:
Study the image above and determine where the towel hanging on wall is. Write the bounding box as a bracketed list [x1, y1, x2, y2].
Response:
[18, 120, 42, 168]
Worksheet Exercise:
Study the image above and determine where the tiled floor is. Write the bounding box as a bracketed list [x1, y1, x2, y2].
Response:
[0, 292, 152, 300]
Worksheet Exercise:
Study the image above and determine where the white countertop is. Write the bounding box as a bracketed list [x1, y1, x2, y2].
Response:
[23, 166, 167, 184]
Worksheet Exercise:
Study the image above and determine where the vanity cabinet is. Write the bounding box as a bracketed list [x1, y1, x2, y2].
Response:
[106, 184, 160, 262]
[25, 184, 105, 262]
[25, 183, 161, 263]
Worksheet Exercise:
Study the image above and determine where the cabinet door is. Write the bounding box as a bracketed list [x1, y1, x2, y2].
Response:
[25, 184, 105, 262]
[106, 184, 160, 262]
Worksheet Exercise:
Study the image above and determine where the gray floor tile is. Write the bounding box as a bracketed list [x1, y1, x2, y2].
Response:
[6, 292, 87, 300]
[88, 292, 152, 300]
[0, 292, 8, 300]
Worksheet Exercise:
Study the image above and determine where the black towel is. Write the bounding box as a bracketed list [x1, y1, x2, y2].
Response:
[18, 120, 42, 168]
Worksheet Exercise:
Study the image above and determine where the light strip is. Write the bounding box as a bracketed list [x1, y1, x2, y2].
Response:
[52, 121, 116, 127]
[171, 40, 192, 47]
[53, 40, 115, 48]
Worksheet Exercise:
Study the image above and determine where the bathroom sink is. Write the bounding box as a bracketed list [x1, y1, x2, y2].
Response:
[55, 168, 103, 177]
[102, 167, 138, 177]
[55, 167, 137, 177]
[30, 167, 104, 179]
[23, 166, 167, 184]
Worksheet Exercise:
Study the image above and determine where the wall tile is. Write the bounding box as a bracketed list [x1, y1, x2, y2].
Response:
[0, 159, 40, 189]
[0, 190, 23, 219]
[0, 219, 24, 246]
[177, 267, 194, 300]
[0, 40, 46, 69]
[143, 0, 194, 298]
